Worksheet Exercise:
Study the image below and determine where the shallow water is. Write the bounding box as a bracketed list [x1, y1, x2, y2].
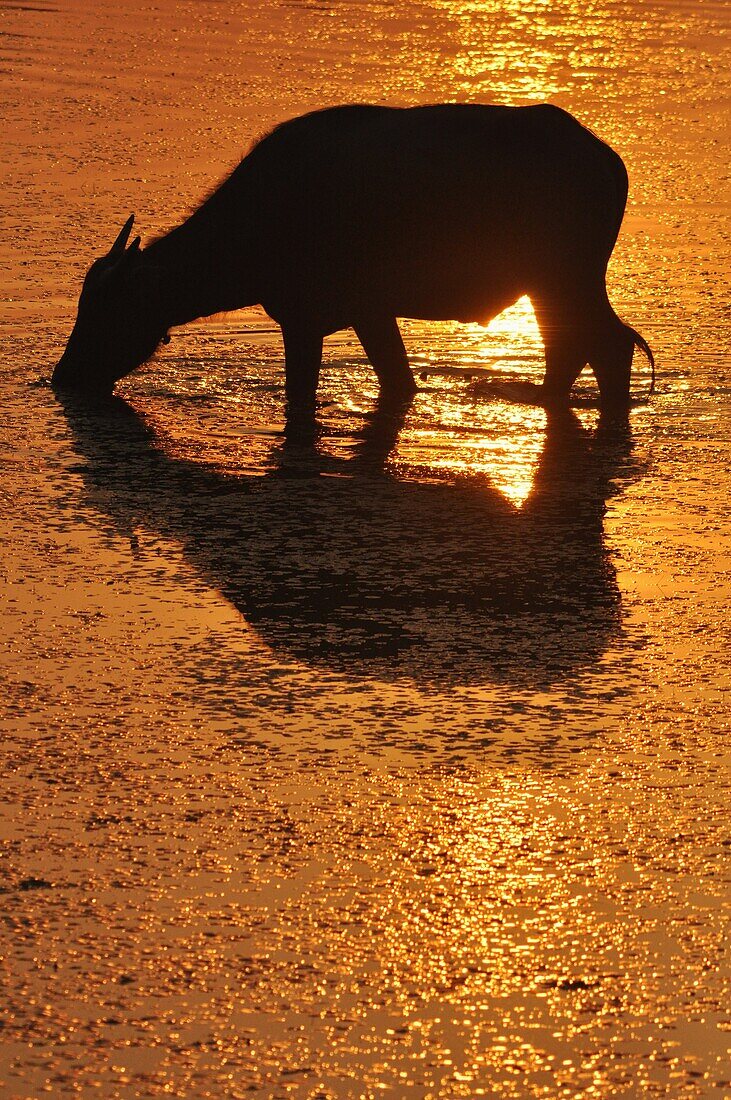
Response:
[1, 0, 730, 1096]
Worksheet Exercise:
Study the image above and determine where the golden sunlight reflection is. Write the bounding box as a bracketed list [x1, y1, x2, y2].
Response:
[480, 293, 542, 353]
[364, 769, 632, 1091]
[4, 0, 731, 1091]
[425, 403, 547, 508]
[443, 0, 570, 103]
[396, 297, 546, 507]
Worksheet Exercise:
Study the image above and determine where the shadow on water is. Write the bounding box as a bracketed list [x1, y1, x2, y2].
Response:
[57, 393, 639, 690]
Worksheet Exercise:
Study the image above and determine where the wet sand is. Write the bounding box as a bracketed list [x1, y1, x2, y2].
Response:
[1, 0, 730, 1096]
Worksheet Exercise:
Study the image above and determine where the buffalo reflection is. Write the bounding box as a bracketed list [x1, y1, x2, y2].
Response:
[57, 394, 637, 689]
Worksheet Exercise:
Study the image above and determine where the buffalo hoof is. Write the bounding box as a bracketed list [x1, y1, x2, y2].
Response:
[283, 409, 320, 444]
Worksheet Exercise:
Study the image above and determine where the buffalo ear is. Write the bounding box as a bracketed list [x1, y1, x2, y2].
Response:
[110, 215, 135, 255]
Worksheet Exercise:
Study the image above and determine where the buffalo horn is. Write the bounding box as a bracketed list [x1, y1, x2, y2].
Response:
[116, 236, 142, 271]
[110, 214, 135, 255]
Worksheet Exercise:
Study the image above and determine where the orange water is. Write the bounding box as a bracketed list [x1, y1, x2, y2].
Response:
[1, 1, 729, 1096]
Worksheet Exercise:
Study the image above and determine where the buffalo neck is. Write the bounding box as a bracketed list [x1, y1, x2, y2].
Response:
[143, 187, 260, 331]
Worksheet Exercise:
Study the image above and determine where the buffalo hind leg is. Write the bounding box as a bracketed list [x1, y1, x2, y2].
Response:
[282, 323, 323, 421]
[532, 296, 587, 407]
[540, 341, 588, 407]
[535, 286, 634, 413]
[589, 315, 634, 414]
[354, 316, 417, 402]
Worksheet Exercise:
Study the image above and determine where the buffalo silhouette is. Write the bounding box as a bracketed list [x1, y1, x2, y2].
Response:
[53, 104, 653, 417]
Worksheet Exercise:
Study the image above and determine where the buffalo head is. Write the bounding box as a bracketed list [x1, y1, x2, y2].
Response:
[52, 216, 166, 394]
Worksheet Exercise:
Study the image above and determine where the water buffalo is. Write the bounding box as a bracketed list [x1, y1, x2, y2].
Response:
[52, 103, 654, 412]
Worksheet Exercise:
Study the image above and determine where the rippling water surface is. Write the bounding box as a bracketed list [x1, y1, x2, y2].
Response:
[1, 0, 729, 1096]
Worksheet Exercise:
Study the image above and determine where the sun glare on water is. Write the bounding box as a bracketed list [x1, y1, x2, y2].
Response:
[402, 296, 547, 508]
[479, 293, 542, 351]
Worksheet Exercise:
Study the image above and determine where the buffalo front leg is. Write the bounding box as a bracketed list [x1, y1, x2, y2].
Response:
[282, 323, 323, 420]
[354, 316, 417, 402]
